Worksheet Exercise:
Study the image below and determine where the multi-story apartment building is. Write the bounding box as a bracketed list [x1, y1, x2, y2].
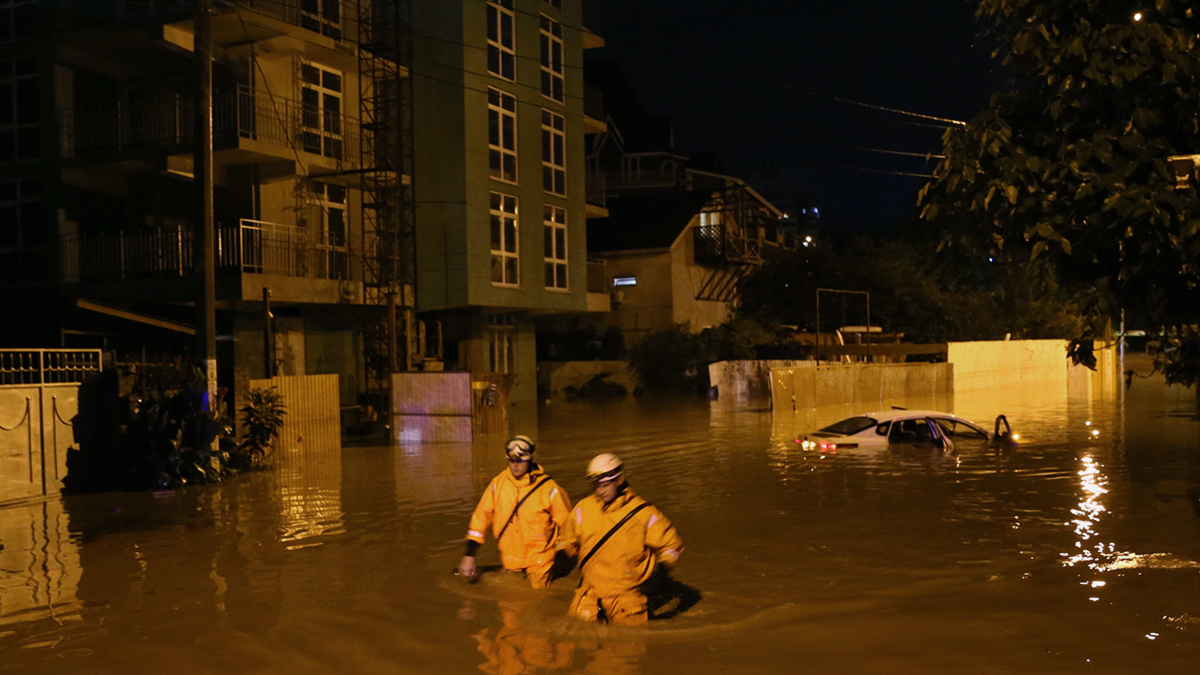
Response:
[0, 0, 602, 428]
[410, 0, 605, 416]
[0, 0, 411, 412]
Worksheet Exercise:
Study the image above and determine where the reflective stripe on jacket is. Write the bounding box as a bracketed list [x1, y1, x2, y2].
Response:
[558, 488, 683, 597]
[466, 465, 572, 571]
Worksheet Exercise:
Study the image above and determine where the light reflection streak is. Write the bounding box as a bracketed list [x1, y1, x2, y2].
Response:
[1062, 454, 1120, 570]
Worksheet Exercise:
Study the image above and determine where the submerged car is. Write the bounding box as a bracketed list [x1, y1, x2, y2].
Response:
[796, 408, 1016, 452]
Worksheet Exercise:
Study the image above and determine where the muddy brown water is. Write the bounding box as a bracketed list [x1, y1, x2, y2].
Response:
[2, 365, 1199, 674]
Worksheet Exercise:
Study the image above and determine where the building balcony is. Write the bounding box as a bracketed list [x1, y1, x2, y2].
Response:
[581, 0, 605, 49]
[583, 83, 607, 134]
[59, 219, 359, 304]
[58, 85, 369, 176]
[693, 225, 762, 266]
[585, 171, 608, 218]
[585, 257, 610, 312]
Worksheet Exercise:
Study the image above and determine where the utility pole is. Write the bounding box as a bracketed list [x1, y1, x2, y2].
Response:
[263, 287, 272, 378]
[194, 0, 217, 410]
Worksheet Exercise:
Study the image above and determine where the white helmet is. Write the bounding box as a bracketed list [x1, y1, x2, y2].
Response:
[586, 453, 624, 482]
[505, 435, 534, 461]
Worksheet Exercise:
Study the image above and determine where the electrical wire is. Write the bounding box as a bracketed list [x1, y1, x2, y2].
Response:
[834, 164, 934, 179]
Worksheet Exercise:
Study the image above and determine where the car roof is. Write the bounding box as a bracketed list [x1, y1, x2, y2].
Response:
[855, 409, 978, 424]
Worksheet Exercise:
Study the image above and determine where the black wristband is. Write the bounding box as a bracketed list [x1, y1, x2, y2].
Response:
[465, 539, 480, 557]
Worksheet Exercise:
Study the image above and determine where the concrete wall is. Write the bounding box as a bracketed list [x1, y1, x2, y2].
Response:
[670, 221, 732, 330]
[770, 362, 953, 413]
[540, 360, 636, 401]
[588, 250, 675, 343]
[947, 339, 1068, 392]
[392, 372, 474, 443]
[710, 359, 811, 407]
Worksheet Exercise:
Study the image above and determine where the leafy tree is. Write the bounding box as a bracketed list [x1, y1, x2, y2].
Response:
[736, 237, 1081, 343]
[919, 0, 1200, 384]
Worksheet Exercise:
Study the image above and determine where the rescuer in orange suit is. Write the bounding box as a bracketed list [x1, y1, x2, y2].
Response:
[457, 435, 572, 588]
[558, 453, 683, 625]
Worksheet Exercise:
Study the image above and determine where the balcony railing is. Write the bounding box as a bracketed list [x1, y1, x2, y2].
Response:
[60, 220, 350, 283]
[59, 85, 361, 165]
[585, 170, 606, 209]
[582, 0, 603, 36]
[694, 224, 762, 265]
[584, 83, 604, 122]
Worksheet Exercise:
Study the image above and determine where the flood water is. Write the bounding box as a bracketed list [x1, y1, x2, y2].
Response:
[2, 360, 1200, 674]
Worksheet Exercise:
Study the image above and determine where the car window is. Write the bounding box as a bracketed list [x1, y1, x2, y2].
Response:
[819, 416, 877, 435]
[933, 418, 989, 439]
[888, 418, 919, 443]
[875, 421, 891, 436]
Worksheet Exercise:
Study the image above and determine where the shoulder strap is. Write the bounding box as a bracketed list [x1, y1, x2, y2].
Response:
[579, 502, 650, 569]
[496, 476, 552, 543]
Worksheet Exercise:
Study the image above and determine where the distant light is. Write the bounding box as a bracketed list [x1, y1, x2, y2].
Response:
[801, 208, 807, 214]
[802, 241, 810, 247]
[805, 235, 813, 242]
[988, 257, 994, 262]
[813, 207, 820, 215]
[613, 276, 637, 287]
[1091, 429, 1100, 437]
[1133, 12, 1143, 21]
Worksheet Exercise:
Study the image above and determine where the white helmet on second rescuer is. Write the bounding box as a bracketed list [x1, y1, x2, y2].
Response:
[586, 453, 624, 482]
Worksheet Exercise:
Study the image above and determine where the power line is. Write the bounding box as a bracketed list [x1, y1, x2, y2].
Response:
[835, 164, 934, 179]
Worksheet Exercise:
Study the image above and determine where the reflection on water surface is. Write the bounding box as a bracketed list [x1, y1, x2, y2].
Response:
[2, 369, 1200, 674]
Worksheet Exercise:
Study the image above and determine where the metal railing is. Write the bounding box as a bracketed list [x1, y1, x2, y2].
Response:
[584, 82, 604, 121]
[60, 220, 350, 283]
[585, 171, 607, 209]
[582, 0, 603, 36]
[0, 350, 102, 387]
[60, 85, 361, 164]
[694, 224, 762, 265]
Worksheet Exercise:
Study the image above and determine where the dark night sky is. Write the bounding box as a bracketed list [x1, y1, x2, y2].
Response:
[589, 0, 1007, 233]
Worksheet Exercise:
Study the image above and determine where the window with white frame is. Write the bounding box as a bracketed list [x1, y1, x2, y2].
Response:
[312, 181, 348, 279]
[488, 320, 515, 374]
[0, 57, 39, 163]
[539, 16, 564, 103]
[488, 87, 517, 183]
[490, 192, 519, 286]
[300, 62, 343, 159]
[0, 177, 43, 284]
[300, 0, 342, 39]
[541, 109, 565, 195]
[0, 1, 36, 43]
[543, 205, 567, 290]
[486, 0, 515, 81]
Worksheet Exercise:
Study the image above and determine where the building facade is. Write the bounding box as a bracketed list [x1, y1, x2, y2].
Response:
[0, 0, 602, 428]
[410, 0, 604, 416]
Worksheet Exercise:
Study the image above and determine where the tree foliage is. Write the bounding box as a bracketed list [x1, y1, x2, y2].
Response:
[919, 0, 1200, 381]
[736, 237, 1082, 343]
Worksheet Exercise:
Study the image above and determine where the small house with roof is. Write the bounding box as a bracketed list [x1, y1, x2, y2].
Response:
[585, 174, 790, 344]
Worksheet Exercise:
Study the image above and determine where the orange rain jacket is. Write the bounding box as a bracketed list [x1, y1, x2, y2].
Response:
[466, 465, 572, 572]
[559, 487, 683, 597]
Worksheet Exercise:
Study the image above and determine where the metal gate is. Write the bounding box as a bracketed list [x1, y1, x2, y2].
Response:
[0, 350, 102, 503]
